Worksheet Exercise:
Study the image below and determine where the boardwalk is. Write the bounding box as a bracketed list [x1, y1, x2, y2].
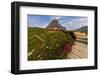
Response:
[68, 35, 88, 59]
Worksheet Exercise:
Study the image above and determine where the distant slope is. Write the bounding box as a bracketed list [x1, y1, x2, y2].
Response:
[76, 26, 88, 32]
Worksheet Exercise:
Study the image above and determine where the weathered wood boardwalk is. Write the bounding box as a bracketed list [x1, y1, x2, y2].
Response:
[68, 35, 88, 59]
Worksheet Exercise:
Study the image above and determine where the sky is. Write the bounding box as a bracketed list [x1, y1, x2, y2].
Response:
[27, 15, 88, 30]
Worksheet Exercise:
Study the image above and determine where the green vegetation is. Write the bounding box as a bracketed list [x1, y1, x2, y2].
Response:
[76, 26, 88, 34]
[28, 27, 76, 60]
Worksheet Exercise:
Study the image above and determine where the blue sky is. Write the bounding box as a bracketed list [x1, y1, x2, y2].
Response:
[28, 15, 88, 30]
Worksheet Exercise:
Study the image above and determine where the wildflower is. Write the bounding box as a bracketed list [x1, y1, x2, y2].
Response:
[63, 42, 73, 54]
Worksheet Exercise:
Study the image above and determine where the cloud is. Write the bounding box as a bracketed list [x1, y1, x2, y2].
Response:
[55, 16, 63, 19]
[50, 16, 64, 21]
[60, 17, 88, 30]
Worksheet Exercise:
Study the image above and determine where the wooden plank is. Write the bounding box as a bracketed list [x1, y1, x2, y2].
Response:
[68, 41, 88, 59]
[74, 42, 88, 48]
[73, 42, 87, 55]
[76, 39, 87, 42]
[72, 48, 87, 58]
[68, 52, 81, 59]
[72, 47, 87, 55]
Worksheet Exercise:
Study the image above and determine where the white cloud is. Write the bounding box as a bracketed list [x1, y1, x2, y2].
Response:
[61, 17, 88, 30]
[50, 16, 63, 21]
[55, 16, 63, 19]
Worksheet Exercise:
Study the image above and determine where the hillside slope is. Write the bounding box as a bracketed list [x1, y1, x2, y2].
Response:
[28, 27, 76, 60]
